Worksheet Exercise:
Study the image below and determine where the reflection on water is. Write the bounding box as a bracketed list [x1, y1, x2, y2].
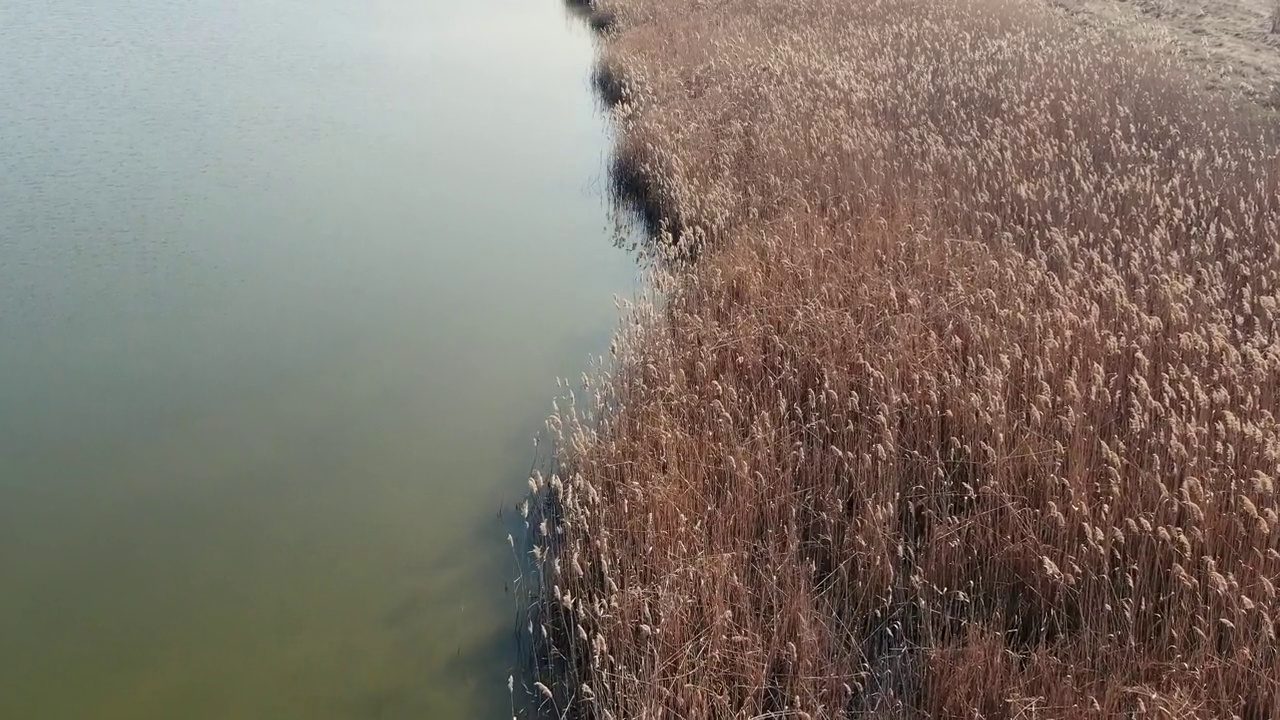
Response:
[0, 0, 629, 716]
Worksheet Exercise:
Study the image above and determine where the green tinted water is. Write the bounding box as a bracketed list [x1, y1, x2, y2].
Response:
[0, 0, 627, 716]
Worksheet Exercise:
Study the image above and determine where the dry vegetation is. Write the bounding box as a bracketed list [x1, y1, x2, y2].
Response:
[521, 0, 1280, 717]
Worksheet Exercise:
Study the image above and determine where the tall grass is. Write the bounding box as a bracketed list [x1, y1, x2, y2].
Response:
[523, 0, 1280, 717]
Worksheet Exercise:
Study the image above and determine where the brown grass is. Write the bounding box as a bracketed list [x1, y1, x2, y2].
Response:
[521, 0, 1280, 717]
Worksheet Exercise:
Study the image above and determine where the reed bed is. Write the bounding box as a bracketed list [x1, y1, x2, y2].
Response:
[522, 0, 1280, 716]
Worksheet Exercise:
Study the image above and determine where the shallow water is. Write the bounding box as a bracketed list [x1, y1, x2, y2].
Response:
[0, 0, 627, 716]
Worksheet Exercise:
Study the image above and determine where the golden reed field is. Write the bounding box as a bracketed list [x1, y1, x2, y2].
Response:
[520, 0, 1280, 717]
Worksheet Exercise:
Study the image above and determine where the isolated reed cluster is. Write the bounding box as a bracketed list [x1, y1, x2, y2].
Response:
[523, 0, 1280, 717]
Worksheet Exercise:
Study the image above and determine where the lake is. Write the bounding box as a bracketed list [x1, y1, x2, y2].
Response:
[0, 0, 629, 716]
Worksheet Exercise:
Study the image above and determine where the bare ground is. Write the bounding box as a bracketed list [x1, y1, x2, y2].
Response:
[1046, 0, 1280, 108]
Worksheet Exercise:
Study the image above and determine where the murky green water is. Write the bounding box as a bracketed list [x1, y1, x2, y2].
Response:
[0, 0, 627, 716]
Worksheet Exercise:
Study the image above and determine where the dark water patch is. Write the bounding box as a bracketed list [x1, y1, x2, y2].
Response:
[564, 0, 617, 35]
[592, 60, 627, 108]
[587, 9, 617, 33]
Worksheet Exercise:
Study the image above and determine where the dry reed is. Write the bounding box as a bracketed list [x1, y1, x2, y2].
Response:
[522, 0, 1280, 717]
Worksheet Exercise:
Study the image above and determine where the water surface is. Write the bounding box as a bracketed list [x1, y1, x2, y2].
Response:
[0, 0, 628, 716]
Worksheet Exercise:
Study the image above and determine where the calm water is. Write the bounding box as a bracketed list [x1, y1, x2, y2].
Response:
[0, 0, 628, 716]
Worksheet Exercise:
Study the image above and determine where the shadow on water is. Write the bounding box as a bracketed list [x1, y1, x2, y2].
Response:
[349, 514, 529, 719]
[577, 23, 697, 262]
[372, 322, 618, 719]
[334, 626, 516, 720]
[563, 0, 617, 33]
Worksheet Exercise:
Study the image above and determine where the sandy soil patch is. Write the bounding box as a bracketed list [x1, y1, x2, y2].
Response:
[1047, 0, 1280, 108]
